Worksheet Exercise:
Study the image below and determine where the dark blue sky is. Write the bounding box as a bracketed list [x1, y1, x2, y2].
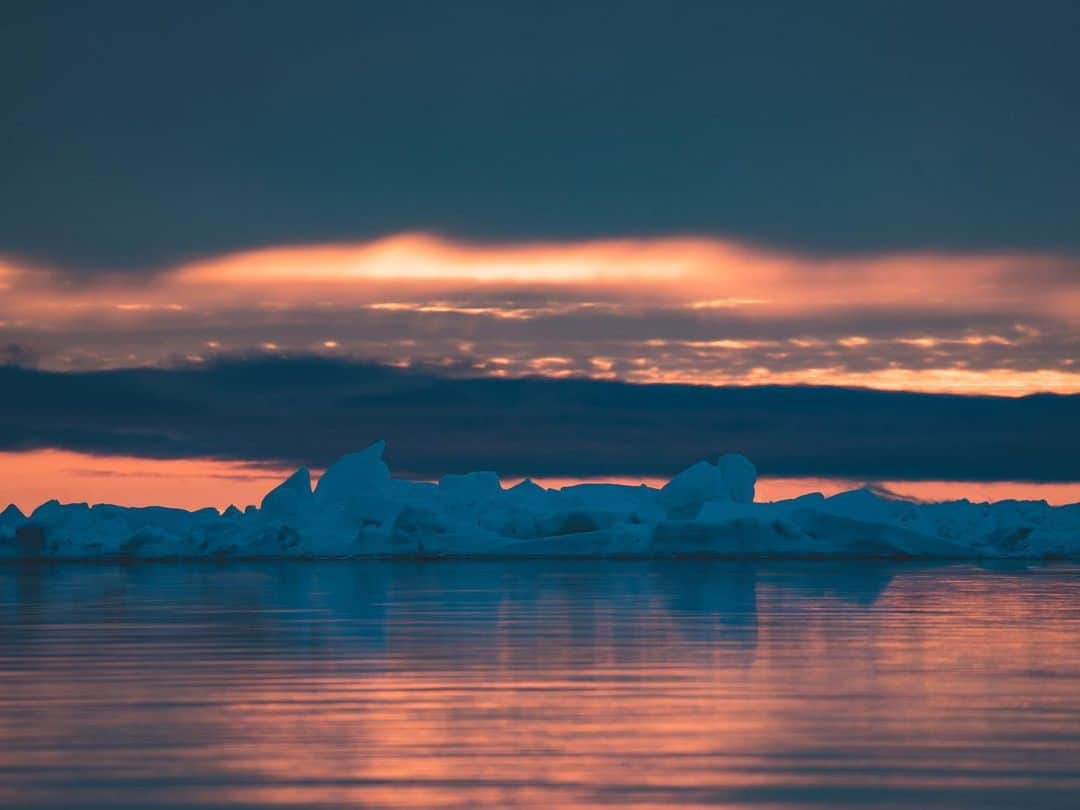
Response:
[3, 359, 1078, 481]
[3, 0, 1080, 272]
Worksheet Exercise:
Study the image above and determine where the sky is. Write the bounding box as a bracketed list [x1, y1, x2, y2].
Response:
[1, 1, 1078, 506]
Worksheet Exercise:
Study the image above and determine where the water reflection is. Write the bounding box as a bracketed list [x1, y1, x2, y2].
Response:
[0, 561, 1077, 809]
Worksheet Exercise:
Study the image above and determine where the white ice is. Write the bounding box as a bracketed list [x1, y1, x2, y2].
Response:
[2, 442, 1078, 559]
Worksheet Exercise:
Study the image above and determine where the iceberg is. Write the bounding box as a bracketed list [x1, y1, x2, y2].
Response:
[1, 441, 1077, 560]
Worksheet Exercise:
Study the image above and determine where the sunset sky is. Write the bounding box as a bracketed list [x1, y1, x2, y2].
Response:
[1, 1, 1078, 508]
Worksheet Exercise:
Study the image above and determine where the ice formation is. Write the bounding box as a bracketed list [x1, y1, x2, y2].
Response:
[2, 442, 1078, 559]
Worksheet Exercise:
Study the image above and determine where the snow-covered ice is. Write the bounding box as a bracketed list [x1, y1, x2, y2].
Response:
[2, 442, 1078, 559]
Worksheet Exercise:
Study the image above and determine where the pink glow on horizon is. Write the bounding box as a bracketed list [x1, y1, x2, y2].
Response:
[0, 450, 295, 514]
[3, 450, 1077, 515]
[522, 476, 1080, 505]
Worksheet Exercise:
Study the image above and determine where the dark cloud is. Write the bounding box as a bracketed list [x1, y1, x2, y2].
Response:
[3, 1, 1080, 273]
[0, 343, 37, 366]
[1, 358, 1076, 481]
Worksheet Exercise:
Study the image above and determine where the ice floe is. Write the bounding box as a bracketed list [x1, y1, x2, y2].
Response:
[2, 442, 1077, 559]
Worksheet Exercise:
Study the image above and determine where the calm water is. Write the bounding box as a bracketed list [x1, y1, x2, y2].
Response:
[0, 562, 1077, 809]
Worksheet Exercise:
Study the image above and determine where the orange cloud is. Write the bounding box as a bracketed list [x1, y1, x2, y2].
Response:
[1, 234, 1077, 394]
[5, 233, 1077, 316]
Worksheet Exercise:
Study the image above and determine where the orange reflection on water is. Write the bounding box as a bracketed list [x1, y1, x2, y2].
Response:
[0, 563, 1076, 808]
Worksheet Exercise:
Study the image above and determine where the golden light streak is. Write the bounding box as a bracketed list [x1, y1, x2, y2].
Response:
[837, 336, 870, 347]
[5, 234, 1077, 317]
[615, 365, 1080, 396]
[366, 300, 613, 319]
[683, 339, 774, 350]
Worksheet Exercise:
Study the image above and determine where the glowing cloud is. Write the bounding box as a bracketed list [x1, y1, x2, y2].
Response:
[1, 234, 1077, 395]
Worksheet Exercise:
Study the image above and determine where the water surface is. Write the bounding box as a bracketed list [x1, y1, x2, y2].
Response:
[0, 561, 1077, 808]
